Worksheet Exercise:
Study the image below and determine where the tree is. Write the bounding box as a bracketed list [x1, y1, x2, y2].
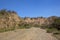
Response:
[0, 9, 7, 15]
[51, 17, 60, 30]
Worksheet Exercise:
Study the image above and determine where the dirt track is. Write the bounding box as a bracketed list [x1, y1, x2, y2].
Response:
[0, 27, 58, 40]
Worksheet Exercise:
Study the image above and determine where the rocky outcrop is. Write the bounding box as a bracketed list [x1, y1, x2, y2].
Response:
[24, 17, 52, 26]
[0, 9, 21, 29]
[0, 9, 59, 29]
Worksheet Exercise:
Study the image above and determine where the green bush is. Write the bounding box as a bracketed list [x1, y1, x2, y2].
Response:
[18, 23, 32, 29]
[46, 28, 58, 33]
[0, 27, 15, 33]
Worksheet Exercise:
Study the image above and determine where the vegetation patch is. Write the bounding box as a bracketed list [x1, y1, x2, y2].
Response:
[0, 27, 15, 33]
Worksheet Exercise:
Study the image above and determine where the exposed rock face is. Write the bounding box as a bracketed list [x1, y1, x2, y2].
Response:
[24, 17, 51, 26]
[0, 10, 21, 29]
[0, 9, 58, 29]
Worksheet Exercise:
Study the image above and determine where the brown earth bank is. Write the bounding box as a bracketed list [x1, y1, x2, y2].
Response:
[0, 27, 58, 40]
[0, 9, 59, 30]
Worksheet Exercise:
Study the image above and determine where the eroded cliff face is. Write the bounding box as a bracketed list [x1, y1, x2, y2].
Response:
[0, 9, 58, 29]
[0, 10, 21, 29]
[24, 17, 52, 26]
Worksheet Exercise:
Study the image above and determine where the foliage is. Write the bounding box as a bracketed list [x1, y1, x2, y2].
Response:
[50, 17, 60, 30]
[18, 23, 32, 29]
[0, 27, 15, 33]
[46, 27, 58, 33]
[46, 17, 60, 40]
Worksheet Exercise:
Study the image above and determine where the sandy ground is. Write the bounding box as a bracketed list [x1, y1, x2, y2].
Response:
[0, 27, 58, 40]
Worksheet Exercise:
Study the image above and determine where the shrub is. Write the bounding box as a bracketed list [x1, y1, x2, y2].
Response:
[18, 23, 32, 29]
[0, 26, 15, 33]
[46, 28, 58, 33]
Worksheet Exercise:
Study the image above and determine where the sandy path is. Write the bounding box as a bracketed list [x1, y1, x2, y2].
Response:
[0, 27, 58, 40]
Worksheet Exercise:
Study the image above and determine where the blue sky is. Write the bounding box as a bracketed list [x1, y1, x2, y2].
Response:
[0, 0, 60, 17]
